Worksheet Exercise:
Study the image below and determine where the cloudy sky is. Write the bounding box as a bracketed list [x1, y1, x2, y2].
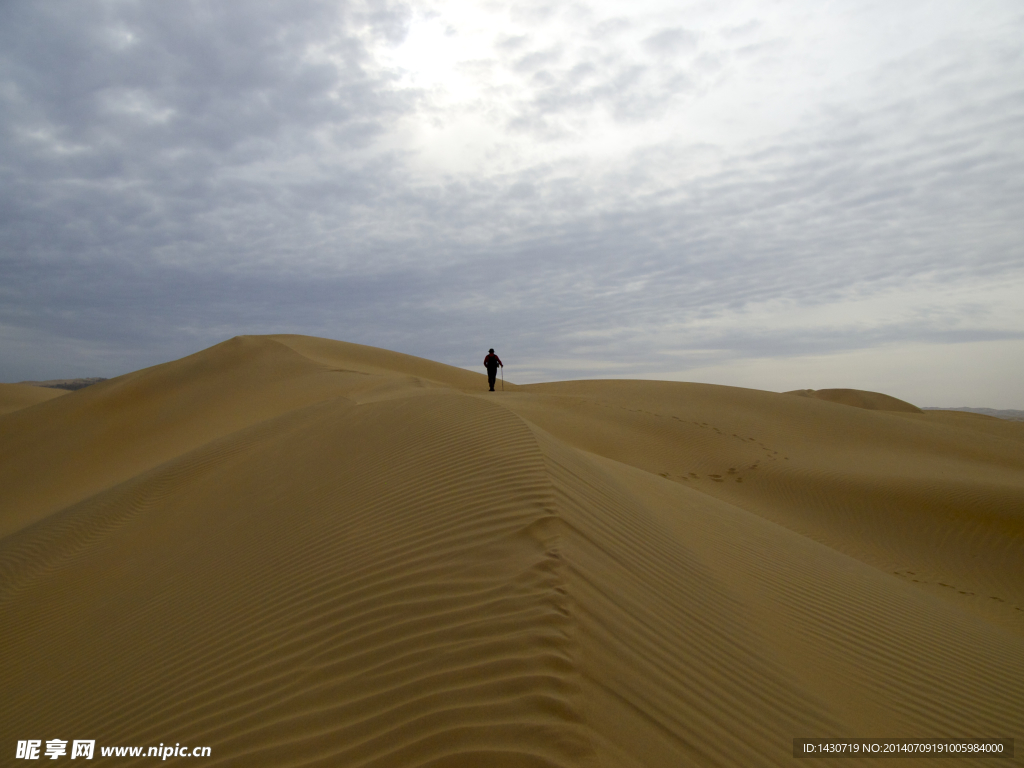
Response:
[2, 0, 1022, 406]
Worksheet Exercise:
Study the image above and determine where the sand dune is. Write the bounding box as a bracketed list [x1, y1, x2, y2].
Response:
[784, 387, 922, 412]
[2, 336, 1022, 767]
[0, 382, 67, 416]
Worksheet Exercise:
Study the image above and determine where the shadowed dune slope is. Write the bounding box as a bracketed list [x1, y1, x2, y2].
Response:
[0, 382, 67, 416]
[2, 337, 1022, 767]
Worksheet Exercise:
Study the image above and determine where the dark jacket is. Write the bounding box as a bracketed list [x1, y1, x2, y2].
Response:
[484, 353, 503, 371]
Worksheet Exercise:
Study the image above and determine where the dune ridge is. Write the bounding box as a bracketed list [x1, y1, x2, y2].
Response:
[2, 335, 1022, 767]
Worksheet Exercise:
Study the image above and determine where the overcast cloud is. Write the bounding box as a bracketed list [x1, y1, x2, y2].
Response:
[2, 0, 1022, 406]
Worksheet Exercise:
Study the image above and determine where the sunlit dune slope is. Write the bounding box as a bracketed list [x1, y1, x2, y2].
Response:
[2, 336, 1022, 767]
[512, 380, 1024, 634]
[0, 335, 496, 539]
[0, 382, 67, 416]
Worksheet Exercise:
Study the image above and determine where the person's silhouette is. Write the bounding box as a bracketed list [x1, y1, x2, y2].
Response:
[483, 348, 503, 391]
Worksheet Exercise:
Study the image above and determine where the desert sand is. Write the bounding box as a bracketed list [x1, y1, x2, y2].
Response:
[1, 335, 1022, 767]
[0, 382, 67, 416]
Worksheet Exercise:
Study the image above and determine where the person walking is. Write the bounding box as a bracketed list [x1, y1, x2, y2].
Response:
[483, 348, 503, 391]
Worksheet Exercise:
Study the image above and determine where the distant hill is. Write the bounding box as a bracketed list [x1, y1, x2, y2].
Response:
[923, 407, 1024, 421]
[16, 377, 107, 391]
